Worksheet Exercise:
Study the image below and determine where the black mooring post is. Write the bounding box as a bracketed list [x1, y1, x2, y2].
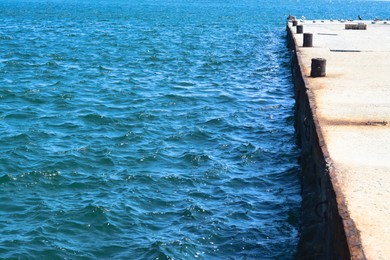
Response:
[303, 33, 313, 47]
[311, 58, 326, 77]
[296, 25, 303, 34]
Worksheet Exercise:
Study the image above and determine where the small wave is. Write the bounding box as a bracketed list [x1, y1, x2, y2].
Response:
[80, 204, 109, 220]
[174, 81, 196, 87]
[162, 174, 195, 187]
[0, 89, 17, 99]
[97, 65, 112, 71]
[0, 174, 15, 184]
[138, 242, 173, 260]
[126, 174, 155, 185]
[203, 117, 225, 126]
[2, 132, 31, 143]
[45, 60, 59, 67]
[0, 35, 12, 40]
[80, 113, 116, 125]
[180, 204, 212, 220]
[185, 127, 213, 142]
[16, 170, 62, 183]
[4, 112, 35, 120]
[180, 151, 212, 167]
[3, 59, 23, 68]
[163, 93, 197, 103]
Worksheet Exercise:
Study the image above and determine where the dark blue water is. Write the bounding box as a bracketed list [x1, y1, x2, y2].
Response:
[0, 0, 389, 259]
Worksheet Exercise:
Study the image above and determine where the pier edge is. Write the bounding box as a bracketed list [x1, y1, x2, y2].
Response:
[286, 23, 366, 259]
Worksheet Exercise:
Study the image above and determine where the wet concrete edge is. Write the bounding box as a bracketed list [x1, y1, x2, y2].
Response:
[286, 24, 366, 260]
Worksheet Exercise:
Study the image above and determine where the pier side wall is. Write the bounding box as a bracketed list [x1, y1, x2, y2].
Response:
[287, 26, 363, 259]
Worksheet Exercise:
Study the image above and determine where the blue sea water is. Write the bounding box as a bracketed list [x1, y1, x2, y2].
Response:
[0, 0, 389, 259]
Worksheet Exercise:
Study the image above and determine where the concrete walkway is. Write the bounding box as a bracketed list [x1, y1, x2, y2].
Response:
[290, 20, 390, 259]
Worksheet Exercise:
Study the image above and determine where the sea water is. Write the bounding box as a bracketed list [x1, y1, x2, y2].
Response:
[0, 0, 389, 259]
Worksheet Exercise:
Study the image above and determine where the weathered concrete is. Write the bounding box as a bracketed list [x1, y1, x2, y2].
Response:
[287, 20, 390, 259]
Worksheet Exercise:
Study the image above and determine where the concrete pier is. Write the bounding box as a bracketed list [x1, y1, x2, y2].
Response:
[287, 20, 390, 259]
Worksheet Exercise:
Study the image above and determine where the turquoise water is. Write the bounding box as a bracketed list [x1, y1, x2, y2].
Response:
[1, 0, 389, 259]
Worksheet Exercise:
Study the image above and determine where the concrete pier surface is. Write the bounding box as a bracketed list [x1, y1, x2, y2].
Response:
[288, 20, 390, 259]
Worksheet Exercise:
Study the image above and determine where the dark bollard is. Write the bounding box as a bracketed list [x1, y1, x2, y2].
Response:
[296, 25, 303, 34]
[303, 33, 313, 47]
[292, 20, 298, 26]
[311, 58, 326, 77]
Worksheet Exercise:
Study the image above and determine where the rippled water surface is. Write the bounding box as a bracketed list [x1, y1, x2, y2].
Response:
[1, 0, 389, 259]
